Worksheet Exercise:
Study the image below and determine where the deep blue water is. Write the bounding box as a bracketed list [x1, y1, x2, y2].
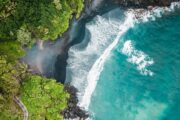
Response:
[89, 12, 180, 120]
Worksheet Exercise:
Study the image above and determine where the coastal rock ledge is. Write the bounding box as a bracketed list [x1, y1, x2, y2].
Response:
[61, 85, 89, 120]
[114, 0, 179, 7]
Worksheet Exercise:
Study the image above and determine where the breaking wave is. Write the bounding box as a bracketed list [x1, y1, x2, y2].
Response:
[121, 40, 154, 76]
[66, 1, 180, 112]
[80, 12, 135, 109]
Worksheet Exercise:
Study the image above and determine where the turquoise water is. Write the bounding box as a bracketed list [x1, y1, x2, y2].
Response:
[89, 12, 180, 120]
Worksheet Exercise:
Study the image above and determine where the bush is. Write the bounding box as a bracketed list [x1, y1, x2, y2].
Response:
[21, 75, 70, 120]
[0, 0, 84, 42]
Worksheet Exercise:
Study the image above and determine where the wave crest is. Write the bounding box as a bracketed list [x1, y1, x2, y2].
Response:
[121, 40, 154, 76]
[66, 2, 180, 112]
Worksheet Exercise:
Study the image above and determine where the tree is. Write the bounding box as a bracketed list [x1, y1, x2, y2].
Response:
[0, 41, 27, 119]
[21, 75, 70, 120]
[0, 55, 27, 103]
[0, 41, 25, 62]
[17, 26, 34, 46]
[0, 0, 84, 42]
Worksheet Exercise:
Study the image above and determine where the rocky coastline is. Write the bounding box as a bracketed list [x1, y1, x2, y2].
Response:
[54, 0, 93, 83]
[113, 0, 179, 8]
[61, 84, 89, 120]
[56, 0, 180, 119]
[53, 1, 95, 119]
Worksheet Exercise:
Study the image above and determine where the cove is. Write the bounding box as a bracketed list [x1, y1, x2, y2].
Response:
[66, 2, 180, 120]
[89, 9, 180, 120]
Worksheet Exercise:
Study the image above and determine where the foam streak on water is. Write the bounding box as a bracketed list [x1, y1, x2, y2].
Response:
[80, 1, 180, 109]
[133, 2, 180, 23]
[80, 12, 135, 109]
[66, 8, 125, 109]
[121, 40, 154, 76]
[66, 1, 180, 112]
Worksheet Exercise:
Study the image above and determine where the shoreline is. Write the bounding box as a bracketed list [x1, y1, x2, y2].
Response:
[54, 0, 93, 84]
[59, 1, 180, 119]
[114, 0, 179, 8]
[23, 0, 180, 119]
[61, 84, 89, 119]
[54, 0, 180, 83]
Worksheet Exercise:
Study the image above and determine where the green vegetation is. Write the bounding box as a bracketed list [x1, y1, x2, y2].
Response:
[0, 57, 26, 120]
[21, 75, 69, 120]
[0, 40, 70, 119]
[0, 0, 84, 42]
[0, 41, 25, 61]
[0, 42, 27, 120]
[0, 56, 27, 102]
[0, 41, 26, 102]
[0, 0, 85, 119]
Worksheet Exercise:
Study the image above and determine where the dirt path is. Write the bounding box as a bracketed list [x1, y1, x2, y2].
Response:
[14, 96, 28, 120]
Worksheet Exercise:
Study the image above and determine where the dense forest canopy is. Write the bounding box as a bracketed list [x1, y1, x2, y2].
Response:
[0, 0, 84, 42]
[0, 37, 70, 120]
[0, 0, 84, 119]
[0, 42, 27, 119]
[21, 75, 69, 120]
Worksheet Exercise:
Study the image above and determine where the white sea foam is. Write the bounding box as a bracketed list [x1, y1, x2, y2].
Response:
[92, 0, 103, 10]
[121, 40, 154, 76]
[66, 2, 180, 113]
[132, 2, 180, 23]
[66, 9, 134, 110]
[79, 12, 135, 109]
[120, 2, 180, 76]
[66, 11, 122, 91]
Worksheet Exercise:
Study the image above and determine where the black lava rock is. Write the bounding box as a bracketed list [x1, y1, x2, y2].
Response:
[61, 84, 89, 120]
[113, 0, 179, 8]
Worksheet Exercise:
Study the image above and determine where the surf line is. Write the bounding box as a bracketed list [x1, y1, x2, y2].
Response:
[79, 1, 180, 110]
[79, 11, 135, 110]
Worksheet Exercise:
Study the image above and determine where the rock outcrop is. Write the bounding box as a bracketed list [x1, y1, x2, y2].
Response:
[113, 0, 179, 8]
[61, 84, 89, 120]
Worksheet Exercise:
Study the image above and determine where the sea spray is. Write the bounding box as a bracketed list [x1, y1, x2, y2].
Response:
[89, 4, 180, 120]
[79, 12, 135, 110]
[38, 40, 44, 50]
[121, 40, 154, 76]
[91, 0, 104, 10]
[23, 40, 64, 75]
[132, 2, 180, 23]
[87, 4, 180, 120]
[66, 8, 126, 109]
[66, 1, 180, 113]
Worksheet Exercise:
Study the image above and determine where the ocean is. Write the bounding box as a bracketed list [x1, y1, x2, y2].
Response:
[66, 2, 180, 120]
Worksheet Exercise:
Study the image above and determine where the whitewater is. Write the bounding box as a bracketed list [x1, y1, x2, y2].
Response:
[66, 1, 180, 115]
[121, 40, 154, 76]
